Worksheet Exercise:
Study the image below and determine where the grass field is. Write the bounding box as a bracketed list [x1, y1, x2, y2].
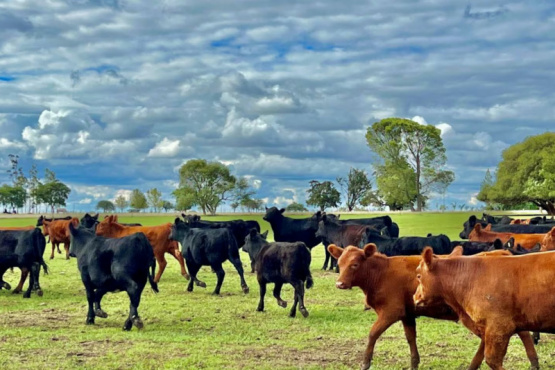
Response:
[1, 212, 554, 369]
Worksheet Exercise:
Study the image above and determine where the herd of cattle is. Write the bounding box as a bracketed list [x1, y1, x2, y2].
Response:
[2, 209, 555, 369]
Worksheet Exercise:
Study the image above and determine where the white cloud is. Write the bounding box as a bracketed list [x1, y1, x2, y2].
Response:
[148, 137, 180, 158]
[78, 198, 93, 204]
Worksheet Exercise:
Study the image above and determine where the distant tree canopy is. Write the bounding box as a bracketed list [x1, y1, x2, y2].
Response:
[146, 188, 163, 213]
[337, 168, 372, 212]
[129, 189, 148, 211]
[114, 195, 129, 212]
[96, 200, 115, 212]
[480, 132, 555, 215]
[0, 185, 27, 209]
[173, 159, 237, 215]
[366, 118, 454, 211]
[306, 180, 340, 211]
[285, 202, 308, 212]
[34, 180, 71, 213]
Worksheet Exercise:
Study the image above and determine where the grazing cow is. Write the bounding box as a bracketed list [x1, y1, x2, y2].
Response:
[244, 229, 313, 318]
[329, 244, 538, 370]
[68, 222, 158, 330]
[36, 215, 72, 227]
[469, 224, 546, 249]
[95, 215, 188, 283]
[102, 215, 142, 227]
[169, 218, 249, 295]
[42, 217, 80, 259]
[360, 229, 452, 256]
[80, 213, 99, 229]
[320, 213, 399, 270]
[540, 226, 555, 251]
[0, 228, 48, 298]
[413, 248, 555, 369]
[459, 215, 553, 239]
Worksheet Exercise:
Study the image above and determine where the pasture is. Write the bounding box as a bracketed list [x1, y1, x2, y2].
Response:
[1, 212, 554, 369]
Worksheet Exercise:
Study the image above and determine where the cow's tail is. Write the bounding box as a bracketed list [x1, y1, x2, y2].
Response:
[148, 257, 159, 293]
[305, 273, 314, 290]
[34, 230, 49, 275]
[302, 243, 313, 289]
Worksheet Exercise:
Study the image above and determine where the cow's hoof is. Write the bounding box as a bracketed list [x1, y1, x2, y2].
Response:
[300, 308, 309, 318]
[37, 289, 44, 297]
[2, 282, 11, 290]
[242, 286, 249, 294]
[183, 274, 190, 280]
[289, 311, 296, 318]
[86, 318, 95, 325]
[123, 320, 132, 331]
[360, 362, 370, 370]
[256, 306, 264, 312]
[50, 256, 54, 260]
[65, 256, 70, 260]
[95, 309, 108, 318]
[132, 316, 143, 330]
[212, 291, 220, 296]
[196, 281, 206, 288]
[23, 292, 31, 298]
[278, 300, 287, 308]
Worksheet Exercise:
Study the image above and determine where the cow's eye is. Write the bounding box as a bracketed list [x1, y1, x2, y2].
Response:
[350, 264, 359, 270]
[416, 274, 421, 280]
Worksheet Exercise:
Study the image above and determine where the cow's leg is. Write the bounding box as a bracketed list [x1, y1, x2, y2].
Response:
[361, 314, 398, 370]
[94, 288, 109, 318]
[169, 249, 190, 280]
[533, 331, 540, 345]
[212, 263, 225, 295]
[228, 254, 249, 294]
[484, 329, 510, 370]
[468, 339, 485, 370]
[292, 280, 308, 318]
[289, 287, 298, 318]
[12, 268, 29, 294]
[185, 261, 202, 292]
[256, 278, 266, 312]
[23, 266, 36, 298]
[50, 242, 55, 259]
[56, 242, 62, 254]
[517, 331, 539, 369]
[401, 317, 420, 370]
[123, 280, 144, 331]
[154, 254, 167, 283]
[31, 263, 43, 297]
[64, 242, 70, 260]
[322, 243, 330, 270]
[81, 276, 96, 325]
[273, 282, 287, 308]
[250, 258, 255, 274]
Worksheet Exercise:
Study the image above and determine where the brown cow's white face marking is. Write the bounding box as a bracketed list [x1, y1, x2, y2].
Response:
[413, 260, 440, 308]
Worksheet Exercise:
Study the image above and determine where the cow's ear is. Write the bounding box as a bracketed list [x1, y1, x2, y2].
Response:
[327, 244, 343, 259]
[422, 247, 434, 269]
[113, 215, 119, 222]
[71, 218, 79, 228]
[93, 213, 99, 219]
[473, 224, 481, 231]
[449, 246, 463, 257]
[261, 230, 268, 239]
[174, 217, 182, 224]
[469, 215, 476, 226]
[363, 243, 377, 258]
[279, 208, 285, 214]
[337, 214, 341, 219]
[549, 226, 555, 235]
[322, 214, 327, 222]
[485, 224, 492, 231]
[249, 228, 257, 237]
[265, 206, 268, 211]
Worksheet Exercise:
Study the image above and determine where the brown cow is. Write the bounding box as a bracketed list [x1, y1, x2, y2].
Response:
[540, 226, 555, 251]
[328, 243, 538, 370]
[0, 225, 39, 294]
[95, 215, 189, 283]
[469, 224, 545, 249]
[42, 218, 80, 259]
[414, 248, 555, 369]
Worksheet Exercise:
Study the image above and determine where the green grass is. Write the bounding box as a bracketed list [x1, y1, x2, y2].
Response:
[1, 212, 554, 369]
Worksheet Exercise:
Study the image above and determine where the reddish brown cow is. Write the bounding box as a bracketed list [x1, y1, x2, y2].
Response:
[0, 225, 39, 293]
[413, 248, 555, 369]
[95, 215, 188, 283]
[540, 226, 555, 251]
[469, 224, 545, 249]
[43, 218, 80, 259]
[328, 243, 538, 370]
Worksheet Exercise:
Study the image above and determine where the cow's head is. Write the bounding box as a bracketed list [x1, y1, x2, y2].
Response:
[95, 215, 116, 236]
[42, 220, 51, 236]
[540, 226, 555, 252]
[263, 207, 285, 222]
[243, 229, 269, 261]
[414, 247, 441, 308]
[80, 213, 100, 229]
[328, 243, 378, 290]
[315, 216, 331, 240]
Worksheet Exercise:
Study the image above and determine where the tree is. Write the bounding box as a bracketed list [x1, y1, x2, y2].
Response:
[366, 118, 455, 211]
[477, 169, 495, 208]
[285, 202, 308, 212]
[172, 187, 195, 211]
[174, 159, 237, 215]
[240, 197, 264, 212]
[362, 160, 417, 210]
[486, 132, 555, 215]
[34, 181, 71, 214]
[306, 180, 340, 211]
[6, 154, 27, 187]
[129, 189, 148, 212]
[146, 188, 163, 213]
[337, 168, 373, 211]
[27, 164, 41, 213]
[162, 200, 174, 212]
[44, 168, 57, 183]
[96, 200, 115, 212]
[114, 195, 128, 212]
[0, 185, 27, 210]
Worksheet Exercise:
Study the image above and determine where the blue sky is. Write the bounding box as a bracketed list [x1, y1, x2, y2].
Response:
[0, 1, 554, 212]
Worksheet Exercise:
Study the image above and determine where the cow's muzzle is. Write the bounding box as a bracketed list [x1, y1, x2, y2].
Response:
[335, 281, 350, 290]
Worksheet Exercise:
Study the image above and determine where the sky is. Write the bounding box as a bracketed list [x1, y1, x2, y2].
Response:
[1, 0, 554, 212]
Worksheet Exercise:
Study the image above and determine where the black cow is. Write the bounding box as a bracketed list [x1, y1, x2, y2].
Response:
[170, 218, 249, 295]
[263, 207, 321, 248]
[319, 213, 399, 271]
[68, 223, 158, 330]
[360, 229, 452, 256]
[0, 228, 48, 298]
[80, 213, 99, 229]
[481, 213, 513, 225]
[244, 229, 313, 318]
[316, 215, 374, 251]
[36, 215, 71, 227]
[459, 215, 554, 239]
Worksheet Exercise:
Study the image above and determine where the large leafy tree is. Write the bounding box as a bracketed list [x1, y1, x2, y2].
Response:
[306, 180, 340, 211]
[486, 132, 555, 215]
[364, 159, 418, 210]
[337, 168, 373, 211]
[174, 159, 237, 215]
[286, 202, 308, 212]
[477, 169, 495, 209]
[34, 181, 71, 213]
[96, 200, 115, 212]
[114, 195, 129, 212]
[0, 185, 28, 209]
[129, 189, 148, 212]
[366, 118, 454, 211]
[146, 188, 163, 213]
